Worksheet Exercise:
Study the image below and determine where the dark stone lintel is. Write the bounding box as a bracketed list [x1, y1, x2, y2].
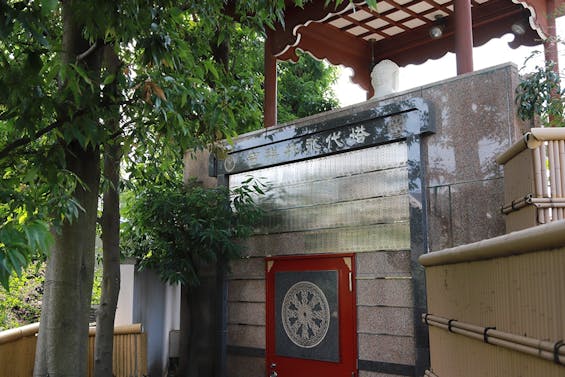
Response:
[358, 359, 415, 376]
[226, 345, 266, 358]
[210, 98, 433, 177]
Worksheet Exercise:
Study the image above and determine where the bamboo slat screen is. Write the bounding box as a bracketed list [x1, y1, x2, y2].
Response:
[498, 128, 565, 231]
[0, 323, 38, 377]
[421, 222, 565, 377]
[0, 323, 147, 377]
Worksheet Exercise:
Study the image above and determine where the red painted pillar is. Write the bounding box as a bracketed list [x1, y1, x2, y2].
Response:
[264, 30, 277, 128]
[544, 0, 560, 126]
[544, 0, 559, 74]
[454, 0, 474, 75]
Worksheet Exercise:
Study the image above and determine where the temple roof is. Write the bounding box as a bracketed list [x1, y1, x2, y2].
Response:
[268, 0, 563, 92]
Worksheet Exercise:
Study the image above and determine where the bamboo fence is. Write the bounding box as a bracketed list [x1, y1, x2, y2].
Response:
[498, 128, 565, 226]
[420, 221, 565, 376]
[0, 323, 147, 377]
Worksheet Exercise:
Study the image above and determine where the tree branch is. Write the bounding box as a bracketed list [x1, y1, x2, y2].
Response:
[0, 96, 136, 161]
[76, 41, 99, 62]
[0, 120, 64, 160]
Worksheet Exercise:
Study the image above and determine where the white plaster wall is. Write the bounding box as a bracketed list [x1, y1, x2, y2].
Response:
[132, 268, 181, 377]
[115, 263, 135, 325]
[161, 282, 181, 376]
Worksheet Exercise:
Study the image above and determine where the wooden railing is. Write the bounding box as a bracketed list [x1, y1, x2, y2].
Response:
[0, 322, 147, 377]
[498, 128, 565, 232]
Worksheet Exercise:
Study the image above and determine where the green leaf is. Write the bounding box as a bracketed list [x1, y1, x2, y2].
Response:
[71, 64, 93, 87]
[205, 61, 219, 81]
[6, 249, 27, 277]
[103, 74, 116, 86]
[366, 0, 378, 11]
[0, 260, 9, 290]
[24, 220, 52, 253]
[41, 0, 58, 14]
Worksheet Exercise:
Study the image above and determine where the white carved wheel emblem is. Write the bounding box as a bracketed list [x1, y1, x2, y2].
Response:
[223, 156, 236, 172]
[281, 281, 330, 348]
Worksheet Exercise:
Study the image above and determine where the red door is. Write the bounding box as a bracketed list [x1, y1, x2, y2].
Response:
[266, 254, 357, 377]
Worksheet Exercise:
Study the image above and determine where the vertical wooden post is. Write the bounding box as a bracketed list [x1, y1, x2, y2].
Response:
[544, 0, 559, 74]
[264, 30, 277, 128]
[544, 0, 560, 127]
[454, 0, 474, 75]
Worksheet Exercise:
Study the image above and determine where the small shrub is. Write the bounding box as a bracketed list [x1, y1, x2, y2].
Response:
[0, 263, 45, 331]
[516, 58, 565, 127]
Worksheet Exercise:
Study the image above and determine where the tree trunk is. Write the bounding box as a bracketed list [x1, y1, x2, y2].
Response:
[34, 3, 102, 376]
[94, 46, 122, 377]
[34, 142, 101, 376]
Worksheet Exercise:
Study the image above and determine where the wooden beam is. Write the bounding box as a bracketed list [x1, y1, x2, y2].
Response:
[267, 0, 555, 100]
[516, 0, 564, 37]
[270, 0, 363, 57]
[284, 22, 372, 93]
[368, 0, 536, 67]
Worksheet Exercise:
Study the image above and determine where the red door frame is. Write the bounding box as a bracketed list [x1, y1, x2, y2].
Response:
[265, 253, 357, 377]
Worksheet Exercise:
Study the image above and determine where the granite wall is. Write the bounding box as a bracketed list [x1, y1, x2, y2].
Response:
[414, 63, 527, 251]
[226, 142, 416, 376]
[318, 62, 527, 251]
[197, 63, 526, 377]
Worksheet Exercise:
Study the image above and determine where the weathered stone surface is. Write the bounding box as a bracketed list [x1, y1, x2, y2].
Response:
[426, 180, 506, 251]
[243, 222, 410, 257]
[356, 279, 414, 307]
[424, 74, 509, 184]
[227, 257, 265, 280]
[356, 251, 411, 278]
[449, 178, 505, 247]
[357, 306, 413, 336]
[227, 324, 265, 349]
[359, 371, 411, 377]
[242, 232, 305, 257]
[228, 280, 265, 303]
[227, 355, 265, 377]
[418, 65, 521, 249]
[228, 302, 265, 326]
[358, 333, 416, 364]
[183, 149, 217, 188]
[427, 185, 453, 251]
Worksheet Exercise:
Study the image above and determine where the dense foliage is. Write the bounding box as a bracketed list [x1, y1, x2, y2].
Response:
[0, 264, 44, 331]
[0, 0, 343, 290]
[0, 1, 257, 288]
[121, 179, 264, 286]
[516, 59, 565, 126]
[229, 30, 339, 129]
[0, 0, 359, 373]
[278, 51, 339, 123]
